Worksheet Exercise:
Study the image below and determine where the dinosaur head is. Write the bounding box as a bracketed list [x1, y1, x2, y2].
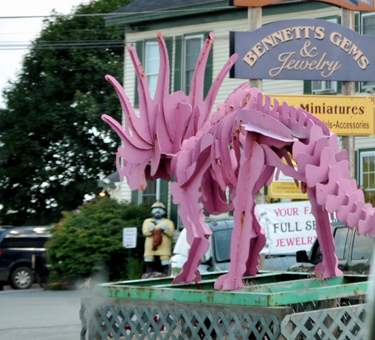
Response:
[102, 32, 237, 191]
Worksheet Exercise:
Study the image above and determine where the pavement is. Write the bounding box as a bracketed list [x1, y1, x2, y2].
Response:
[0, 285, 82, 340]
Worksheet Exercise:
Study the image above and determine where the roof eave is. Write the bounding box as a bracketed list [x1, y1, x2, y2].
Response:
[105, 1, 231, 26]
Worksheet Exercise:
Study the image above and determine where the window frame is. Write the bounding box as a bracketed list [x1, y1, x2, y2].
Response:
[311, 80, 337, 94]
[361, 12, 375, 36]
[139, 179, 159, 205]
[144, 40, 160, 99]
[134, 37, 173, 108]
[310, 17, 339, 94]
[183, 34, 204, 94]
[361, 13, 375, 90]
[359, 150, 375, 192]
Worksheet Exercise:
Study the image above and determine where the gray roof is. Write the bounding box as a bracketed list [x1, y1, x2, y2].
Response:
[112, 0, 219, 14]
[98, 171, 120, 187]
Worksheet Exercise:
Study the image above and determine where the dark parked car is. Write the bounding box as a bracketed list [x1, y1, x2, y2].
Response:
[288, 222, 374, 275]
[0, 225, 51, 289]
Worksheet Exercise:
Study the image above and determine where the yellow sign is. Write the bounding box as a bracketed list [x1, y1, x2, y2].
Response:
[266, 95, 375, 136]
[268, 167, 308, 200]
[268, 181, 307, 199]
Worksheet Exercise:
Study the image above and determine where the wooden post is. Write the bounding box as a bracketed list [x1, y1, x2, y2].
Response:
[341, 8, 356, 180]
[248, 7, 265, 204]
[248, 7, 262, 91]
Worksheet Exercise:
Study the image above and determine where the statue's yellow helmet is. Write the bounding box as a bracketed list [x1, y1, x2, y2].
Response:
[151, 202, 166, 210]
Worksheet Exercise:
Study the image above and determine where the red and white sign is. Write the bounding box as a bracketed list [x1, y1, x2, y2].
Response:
[123, 228, 137, 249]
[255, 201, 319, 255]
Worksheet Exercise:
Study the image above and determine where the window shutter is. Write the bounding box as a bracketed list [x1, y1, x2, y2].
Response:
[203, 32, 213, 99]
[169, 177, 180, 228]
[355, 13, 359, 33]
[354, 150, 360, 183]
[337, 81, 342, 94]
[303, 81, 312, 94]
[164, 37, 173, 94]
[159, 179, 169, 209]
[174, 36, 183, 92]
[134, 41, 144, 108]
[131, 190, 139, 205]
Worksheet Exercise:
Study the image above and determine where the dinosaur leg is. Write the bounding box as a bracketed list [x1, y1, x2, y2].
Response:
[307, 187, 343, 278]
[171, 185, 210, 283]
[244, 165, 274, 275]
[171, 163, 213, 284]
[244, 212, 267, 276]
[214, 137, 264, 290]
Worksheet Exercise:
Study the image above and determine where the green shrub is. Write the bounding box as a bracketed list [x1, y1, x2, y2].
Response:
[126, 257, 144, 280]
[45, 197, 151, 283]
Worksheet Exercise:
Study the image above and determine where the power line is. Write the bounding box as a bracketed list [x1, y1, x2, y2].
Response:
[0, 6, 232, 20]
[2, 27, 375, 51]
[0, 43, 125, 51]
[0, 27, 125, 36]
[0, 35, 234, 51]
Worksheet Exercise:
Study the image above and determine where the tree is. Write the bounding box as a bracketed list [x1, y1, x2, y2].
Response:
[0, 0, 131, 225]
[45, 197, 150, 283]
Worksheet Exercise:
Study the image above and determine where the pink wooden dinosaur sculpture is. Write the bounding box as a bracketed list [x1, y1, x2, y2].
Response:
[102, 32, 375, 291]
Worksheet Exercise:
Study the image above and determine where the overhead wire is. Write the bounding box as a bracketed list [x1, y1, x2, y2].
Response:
[0, 6, 372, 51]
[0, 5, 233, 20]
[0, 36, 237, 51]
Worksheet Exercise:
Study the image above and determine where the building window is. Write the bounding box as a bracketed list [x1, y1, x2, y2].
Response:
[141, 180, 158, 205]
[311, 80, 337, 94]
[184, 35, 204, 94]
[311, 18, 338, 94]
[145, 41, 160, 99]
[362, 13, 375, 36]
[361, 13, 375, 90]
[174, 33, 212, 97]
[360, 151, 375, 192]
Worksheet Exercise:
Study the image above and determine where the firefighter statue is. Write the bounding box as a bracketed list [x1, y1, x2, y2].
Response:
[142, 202, 174, 278]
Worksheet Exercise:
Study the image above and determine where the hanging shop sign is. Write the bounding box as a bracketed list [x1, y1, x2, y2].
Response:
[230, 19, 375, 81]
[268, 169, 308, 200]
[228, 0, 375, 11]
[266, 94, 375, 136]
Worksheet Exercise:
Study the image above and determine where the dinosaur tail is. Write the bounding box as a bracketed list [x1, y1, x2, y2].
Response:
[293, 124, 375, 237]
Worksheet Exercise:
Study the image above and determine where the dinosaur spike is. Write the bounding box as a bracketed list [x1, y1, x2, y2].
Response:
[315, 165, 341, 206]
[326, 179, 356, 213]
[154, 32, 171, 106]
[104, 76, 153, 148]
[305, 147, 349, 188]
[256, 93, 279, 120]
[198, 53, 239, 129]
[346, 202, 372, 228]
[336, 189, 365, 223]
[127, 46, 153, 140]
[189, 32, 214, 107]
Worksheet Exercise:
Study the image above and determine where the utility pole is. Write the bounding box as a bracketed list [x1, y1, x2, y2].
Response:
[248, 7, 262, 91]
[248, 7, 265, 204]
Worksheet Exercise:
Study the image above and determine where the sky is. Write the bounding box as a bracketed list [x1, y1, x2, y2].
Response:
[0, 1, 88, 108]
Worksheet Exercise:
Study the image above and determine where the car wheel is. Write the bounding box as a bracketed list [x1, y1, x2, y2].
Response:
[10, 267, 33, 289]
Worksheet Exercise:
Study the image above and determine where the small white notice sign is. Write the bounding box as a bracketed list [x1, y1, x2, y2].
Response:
[123, 228, 137, 249]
